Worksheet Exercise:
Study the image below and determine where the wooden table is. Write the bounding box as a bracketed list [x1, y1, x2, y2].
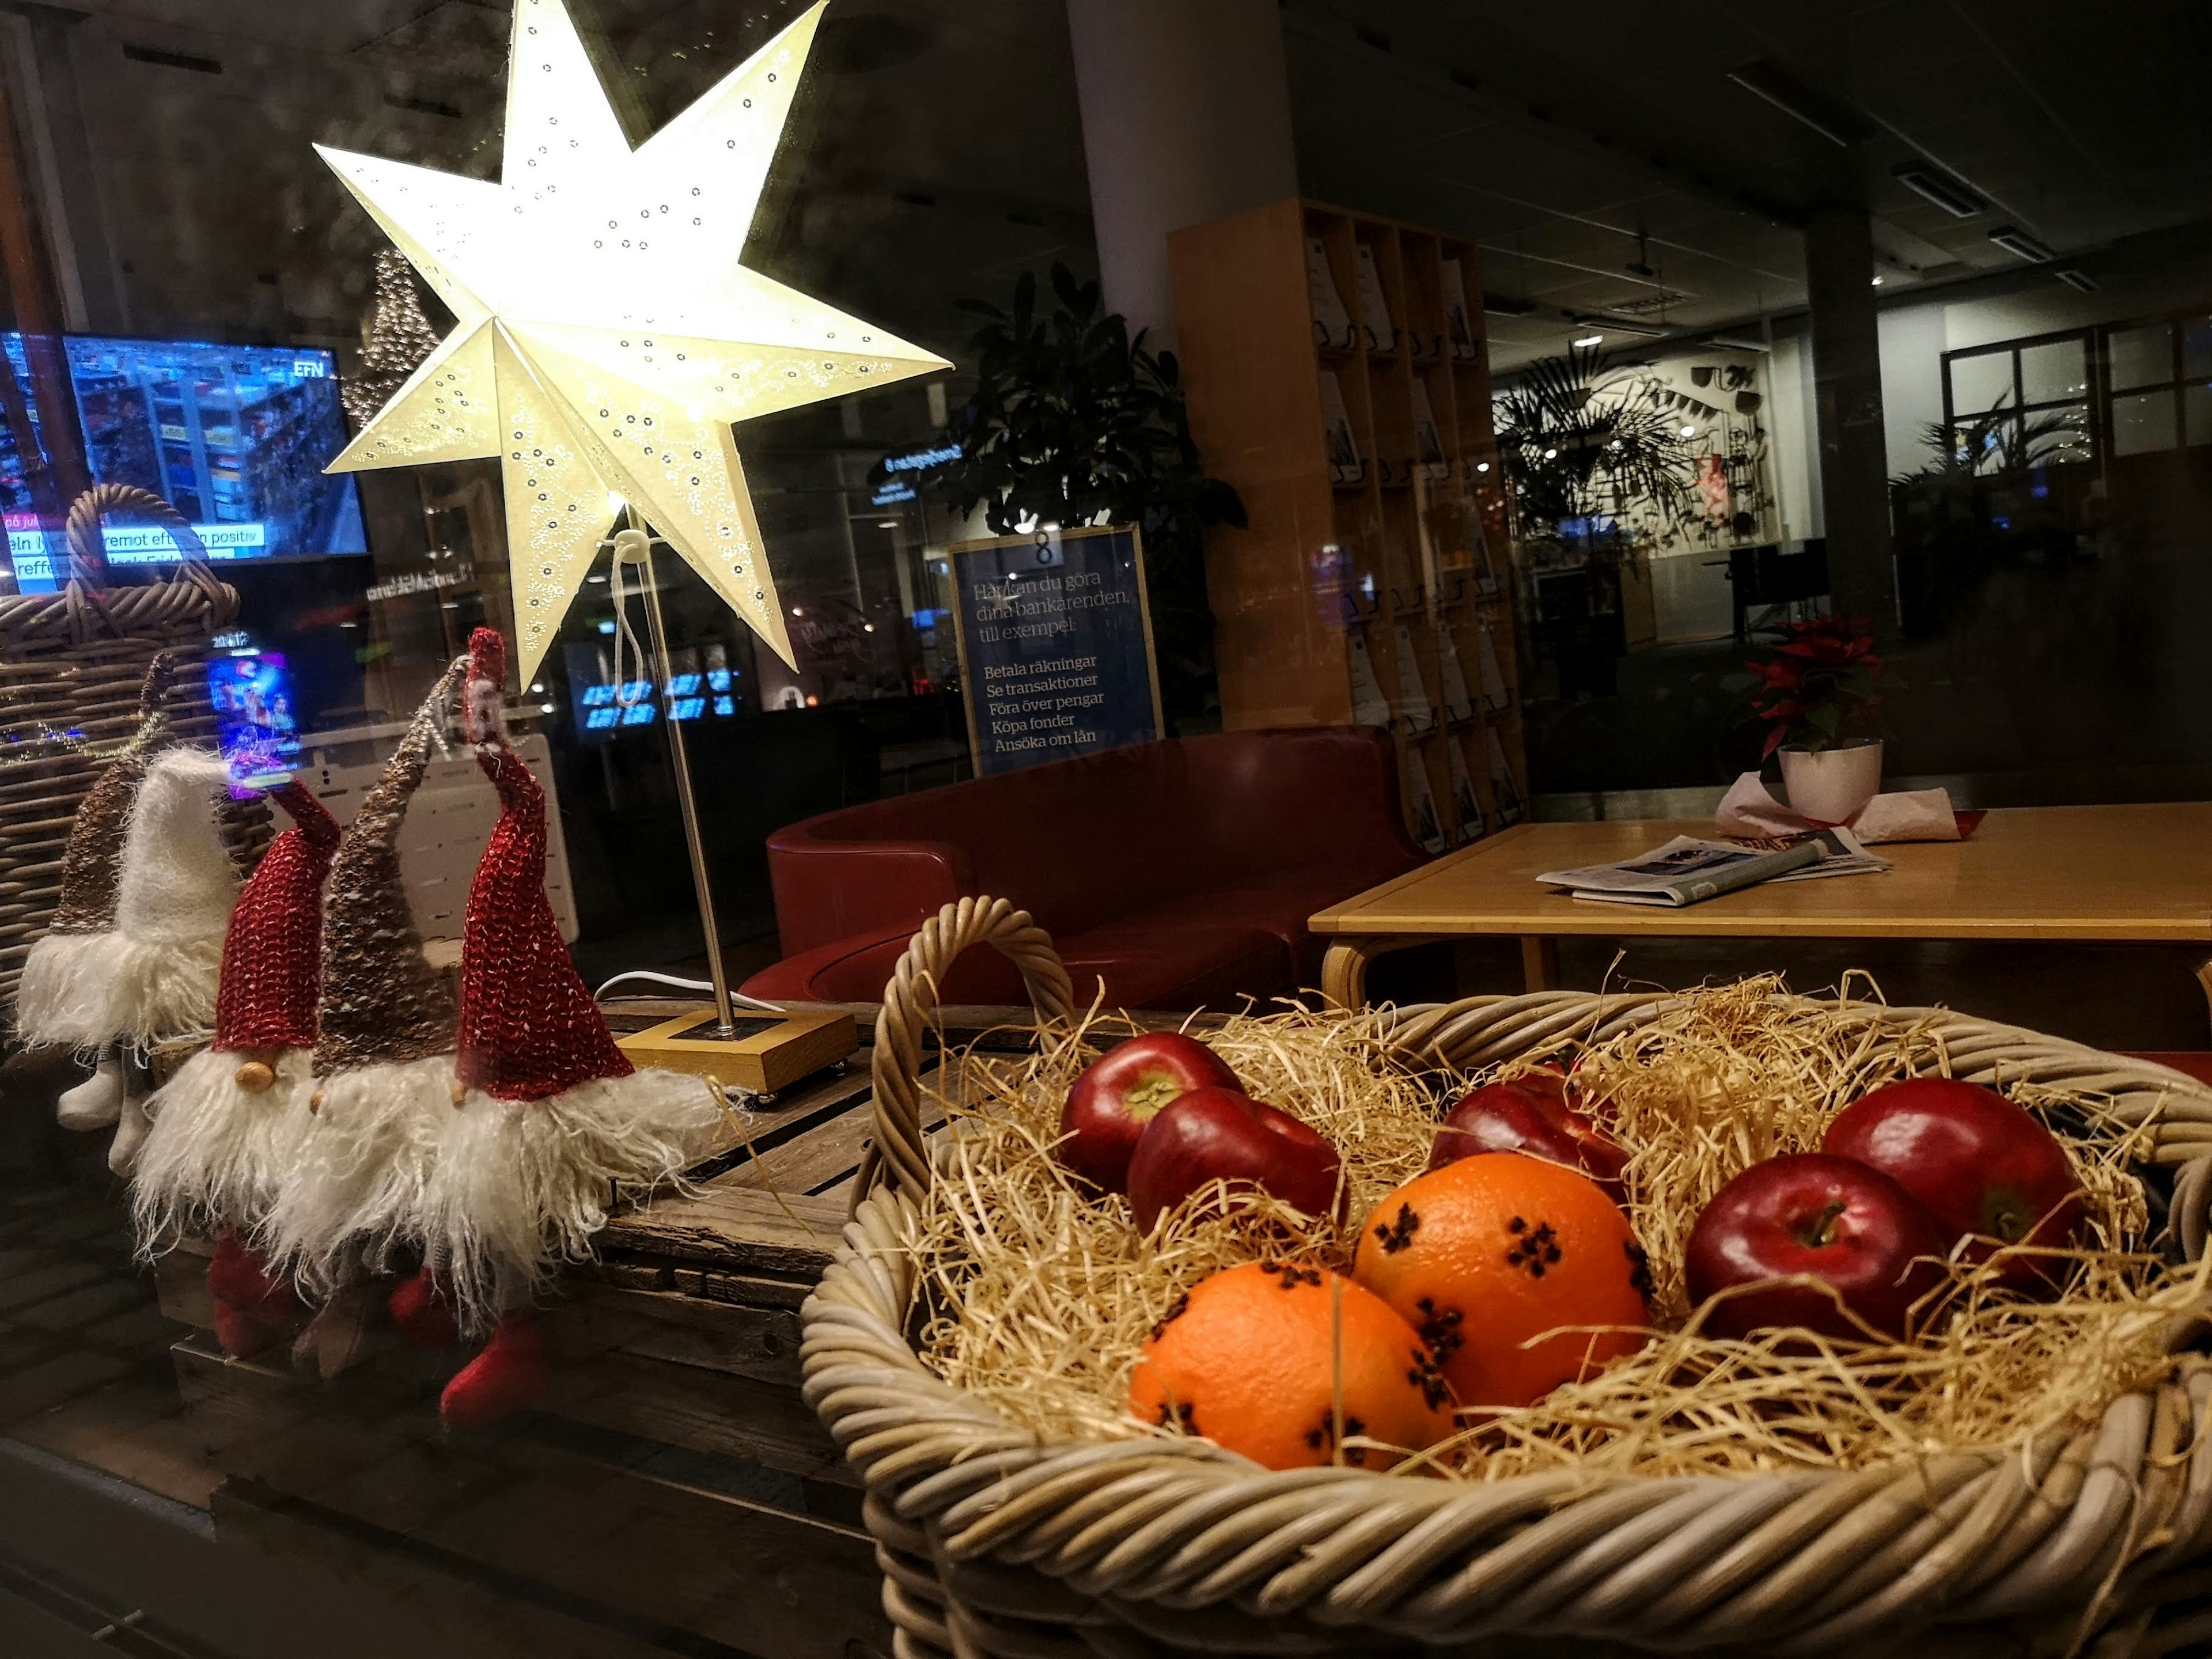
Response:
[1312, 804, 2212, 1010]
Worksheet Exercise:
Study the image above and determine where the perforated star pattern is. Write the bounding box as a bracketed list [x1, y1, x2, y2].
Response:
[317, 0, 948, 681]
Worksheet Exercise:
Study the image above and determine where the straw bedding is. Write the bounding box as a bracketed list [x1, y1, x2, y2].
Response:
[900, 978, 2204, 1481]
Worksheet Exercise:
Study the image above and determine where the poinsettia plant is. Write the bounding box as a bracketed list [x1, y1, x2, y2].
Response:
[1731, 615, 1892, 758]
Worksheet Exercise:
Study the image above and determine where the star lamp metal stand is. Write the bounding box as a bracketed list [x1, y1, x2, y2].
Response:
[606, 523, 855, 1099]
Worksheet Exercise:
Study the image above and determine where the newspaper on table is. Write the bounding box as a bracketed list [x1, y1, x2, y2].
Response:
[1537, 828, 1889, 908]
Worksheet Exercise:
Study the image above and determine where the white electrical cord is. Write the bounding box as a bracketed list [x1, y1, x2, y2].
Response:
[593, 968, 786, 1013]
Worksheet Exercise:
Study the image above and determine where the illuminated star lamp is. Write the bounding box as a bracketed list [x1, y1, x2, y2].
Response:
[317, 0, 950, 687]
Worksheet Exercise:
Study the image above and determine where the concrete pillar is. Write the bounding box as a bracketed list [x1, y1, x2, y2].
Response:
[1064, 0, 1299, 351]
[1804, 205, 1896, 628]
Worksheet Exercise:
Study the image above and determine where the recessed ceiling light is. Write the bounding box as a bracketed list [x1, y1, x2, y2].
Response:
[1573, 333, 1604, 349]
[2055, 267, 2101, 292]
[1680, 425, 1698, 438]
[1988, 225, 2056, 263]
[1870, 275, 1885, 286]
[1892, 163, 1985, 218]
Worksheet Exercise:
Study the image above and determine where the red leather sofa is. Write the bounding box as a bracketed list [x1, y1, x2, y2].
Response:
[741, 728, 1427, 1009]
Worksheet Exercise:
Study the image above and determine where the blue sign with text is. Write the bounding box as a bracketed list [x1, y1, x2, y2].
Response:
[950, 525, 1162, 777]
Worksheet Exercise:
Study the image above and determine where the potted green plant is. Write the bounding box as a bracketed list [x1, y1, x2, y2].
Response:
[1735, 614, 1892, 823]
[896, 264, 1245, 728]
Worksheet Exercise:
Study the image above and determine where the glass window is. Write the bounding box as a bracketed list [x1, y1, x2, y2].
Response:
[2019, 339, 2088, 404]
[2028, 404, 2094, 467]
[2111, 391, 2179, 455]
[2108, 324, 2175, 391]
[2186, 384, 2212, 446]
[1948, 350, 2014, 417]
[2184, 319, 2212, 381]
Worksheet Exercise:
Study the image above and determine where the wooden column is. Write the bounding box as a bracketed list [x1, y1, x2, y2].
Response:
[0, 56, 88, 549]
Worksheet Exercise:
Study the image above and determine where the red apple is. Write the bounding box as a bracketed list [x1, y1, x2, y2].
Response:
[1685, 1153, 1948, 1343]
[1429, 1071, 1627, 1199]
[1126, 1088, 1343, 1233]
[1059, 1032, 1244, 1194]
[1823, 1078, 2084, 1293]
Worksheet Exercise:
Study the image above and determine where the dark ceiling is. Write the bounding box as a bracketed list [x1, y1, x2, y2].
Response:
[50, 0, 2212, 377]
[1285, 0, 2212, 366]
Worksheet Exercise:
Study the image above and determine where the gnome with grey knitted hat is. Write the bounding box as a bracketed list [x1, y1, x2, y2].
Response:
[16, 653, 176, 1127]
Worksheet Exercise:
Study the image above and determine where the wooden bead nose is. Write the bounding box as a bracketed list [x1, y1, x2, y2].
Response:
[233, 1060, 276, 1093]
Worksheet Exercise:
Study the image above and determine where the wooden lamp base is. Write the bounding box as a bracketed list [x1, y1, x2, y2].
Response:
[615, 1006, 858, 1097]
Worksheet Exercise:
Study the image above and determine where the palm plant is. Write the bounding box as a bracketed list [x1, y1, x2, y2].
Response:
[1893, 391, 2085, 485]
[1493, 344, 1696, 533]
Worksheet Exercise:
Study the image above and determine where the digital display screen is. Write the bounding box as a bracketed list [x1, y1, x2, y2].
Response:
[209, 650, 301, 795]
[1, 334, 369, 590]
[563, 641, 741, 744]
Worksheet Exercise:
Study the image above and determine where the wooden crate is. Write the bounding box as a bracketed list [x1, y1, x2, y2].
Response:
[156, 1001, 1054, 1657]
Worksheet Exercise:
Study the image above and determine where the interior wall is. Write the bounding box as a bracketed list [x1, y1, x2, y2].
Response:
[1765, 328, 1824, 544]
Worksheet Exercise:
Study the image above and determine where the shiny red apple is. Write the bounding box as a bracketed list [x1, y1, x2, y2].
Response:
[1823, 1078, 2084, 1293]
[1059, 1032, 1244, 1194]
[1126, 1088, 1343, 1232]
[1429, 1071, 1627, 1199]
[1685, 1153, 1948, 1343]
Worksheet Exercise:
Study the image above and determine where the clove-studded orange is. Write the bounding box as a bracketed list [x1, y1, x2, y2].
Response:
[1128, 1260, 1456, 1470]
[1353, 1152, 1652, 1409]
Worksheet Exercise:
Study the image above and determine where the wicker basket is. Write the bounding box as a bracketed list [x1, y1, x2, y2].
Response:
[0, 484, 256, 1008]
[804, 897, 2212, 1659]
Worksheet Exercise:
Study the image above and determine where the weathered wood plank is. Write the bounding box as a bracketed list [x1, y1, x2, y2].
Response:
[596, 1183, 846, 1274]
[548, 1280, 803, 1388]
[537, 1346, 855, 1486]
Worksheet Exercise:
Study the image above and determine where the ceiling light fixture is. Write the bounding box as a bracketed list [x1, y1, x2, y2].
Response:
[1988, 225, 2056, 263]
[1680, 425, 1698, 438]
[2054, 268, 2101, 293]
[1483, 295, 1539, 317]
[1705, 335, 1773, 354]
[1870, 275, 1885, 287]
[1573, 333, 1604, 349]
[1891, 163, 1986, 218]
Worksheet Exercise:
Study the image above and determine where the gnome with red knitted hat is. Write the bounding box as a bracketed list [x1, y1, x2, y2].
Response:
[259, 656, 471, 1306]
[132, 780, 340, 1357]
[418, 627, 719, 1427]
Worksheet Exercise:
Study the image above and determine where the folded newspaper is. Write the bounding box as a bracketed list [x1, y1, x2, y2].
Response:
[1537, 828, 1890, 908]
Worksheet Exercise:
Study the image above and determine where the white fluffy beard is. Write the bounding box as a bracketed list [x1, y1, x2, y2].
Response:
[425, 1068, 724, 1336]
[131, 1046, 314, 1252]
[14, 929, 221, 1050]
[255, 1054, 460, 1300]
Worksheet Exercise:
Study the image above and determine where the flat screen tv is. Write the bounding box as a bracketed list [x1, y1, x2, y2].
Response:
[0, 333, 369, 589]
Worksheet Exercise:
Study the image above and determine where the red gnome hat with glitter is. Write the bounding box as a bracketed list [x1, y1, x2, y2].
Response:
[213, 782, 340, 1056]
[453, 628, 632, 1100]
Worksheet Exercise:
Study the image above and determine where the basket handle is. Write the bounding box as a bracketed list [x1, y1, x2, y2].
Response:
[63, 482, 225, 607]
[858, 896, 1075, 1210]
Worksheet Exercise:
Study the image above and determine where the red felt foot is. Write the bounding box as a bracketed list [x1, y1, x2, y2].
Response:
[388, 1266, 460, 1348]
[439, 1316, 546, 1431]
[206, 1232, 302, 1321]
[212, 1300, 288, 1358]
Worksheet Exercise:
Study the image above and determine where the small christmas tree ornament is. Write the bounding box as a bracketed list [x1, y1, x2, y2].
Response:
[424, 627, 719, 1426]
[15, 654, 178, 1054]
[133, 781, 341, 1355]
[260, 657, 470, 1299]
[342, 248, 441, 434]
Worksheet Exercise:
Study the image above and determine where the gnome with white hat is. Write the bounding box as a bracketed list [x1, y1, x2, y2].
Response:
[16, 652, 175, 1126]
[413, 628, 720, 1427]
[103, 745, 243, 1173]
[132, 778, 340, 1356]
[259, 656, 471, 1306]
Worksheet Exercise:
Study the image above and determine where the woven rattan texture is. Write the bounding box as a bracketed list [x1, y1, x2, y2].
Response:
[214, 781, 339, 1054]
[453, 628, 629, 1101]
[314, 658, 468, 1075]
[0, 488, 250, 1005]
[806, 896, 2212, 1659]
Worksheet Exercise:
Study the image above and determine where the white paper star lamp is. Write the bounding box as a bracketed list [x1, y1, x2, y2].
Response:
[317, 0, 950, 683]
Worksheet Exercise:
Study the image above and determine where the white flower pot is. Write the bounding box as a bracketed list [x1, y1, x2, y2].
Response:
[1778, 740, 1884, 825]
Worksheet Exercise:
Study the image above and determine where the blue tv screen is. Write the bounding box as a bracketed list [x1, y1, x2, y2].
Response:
[1, 333, 369, 589]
